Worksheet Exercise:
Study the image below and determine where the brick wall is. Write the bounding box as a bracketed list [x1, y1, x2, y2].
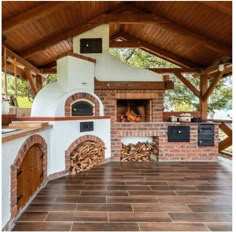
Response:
[96, 89, 218, 161]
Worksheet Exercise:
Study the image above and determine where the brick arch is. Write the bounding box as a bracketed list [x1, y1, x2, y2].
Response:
[10, 135, 48, 218]
[65, 135, 105, 170]
[65, 92, 100, 116]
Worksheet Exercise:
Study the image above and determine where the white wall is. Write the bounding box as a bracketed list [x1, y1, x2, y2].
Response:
[57, 56, 95, 92]
[1, 129, 51, 228]
[1, 118, 110, 227]
[73, 24, 163, 82]
[121, 136, 153, 145]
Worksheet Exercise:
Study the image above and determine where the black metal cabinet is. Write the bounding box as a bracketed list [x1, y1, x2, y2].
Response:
[168, 126, 190, 142]
[198, 124, 214, 146]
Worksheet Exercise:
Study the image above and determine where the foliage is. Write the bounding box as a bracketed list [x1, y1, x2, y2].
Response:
[44, 74, 57, 85]
[109, 48, 232, 113]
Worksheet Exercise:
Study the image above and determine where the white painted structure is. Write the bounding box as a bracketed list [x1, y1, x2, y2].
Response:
[1, 118, 110, 227]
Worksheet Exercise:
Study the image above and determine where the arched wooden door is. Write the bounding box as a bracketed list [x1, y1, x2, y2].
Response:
[17, 145, 43, 209]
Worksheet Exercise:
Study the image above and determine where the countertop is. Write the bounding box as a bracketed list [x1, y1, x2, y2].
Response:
[2, 125, 53, 143]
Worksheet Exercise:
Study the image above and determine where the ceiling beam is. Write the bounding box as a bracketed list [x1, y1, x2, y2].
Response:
[115, 32, 199, 68]
[149, 68, 201, 74]
[175, 71, 200, 98]
[3, 2, 74, 33]
[3, 46, 40, 74]
[202, 70, 225, 101]
[110, 40, 142, 48]
[202, 2, 232, 16]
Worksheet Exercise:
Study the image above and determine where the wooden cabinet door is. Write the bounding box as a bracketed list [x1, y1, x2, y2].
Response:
[17, 145, 43, 209]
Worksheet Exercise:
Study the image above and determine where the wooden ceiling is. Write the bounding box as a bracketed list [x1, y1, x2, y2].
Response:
[2, 1, 232, 73]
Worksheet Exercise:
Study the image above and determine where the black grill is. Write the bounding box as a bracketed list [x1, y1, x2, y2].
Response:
[198, 124, 214, 146]
[71, 101, 93, 116]
[168, 126, 190, 142]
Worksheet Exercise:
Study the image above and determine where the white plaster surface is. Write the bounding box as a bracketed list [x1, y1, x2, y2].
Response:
[121, 136, 153, 145]
[1, 118, 110, 227]
[73, 24, 163, 82]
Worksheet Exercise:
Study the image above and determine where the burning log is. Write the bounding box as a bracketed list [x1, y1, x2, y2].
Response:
[70, 140, 105, 175]
[120, 142, 158, 162]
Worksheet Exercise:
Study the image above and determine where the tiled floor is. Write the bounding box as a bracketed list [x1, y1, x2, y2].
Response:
[13, 160, 232, 231]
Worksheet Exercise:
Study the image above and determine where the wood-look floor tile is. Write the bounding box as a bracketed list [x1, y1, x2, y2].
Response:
[150, 185, 196, 191]
[169, 213, 232, 222]
[46, 212, 108, 221]
[109, 212, 171, 222]
[55, 196, 106, 203]
[80, 191, 128, 196]
[125, 181, 168, 185]
[107, 185, 151, 190]
[107, 196, 159, 203]
[72, 222, 139, 231]
[132, 203, 191, 212]
[76, 203, 132, 211]
[128, 190, 176, 196]
[205, 222, 232, 231]
[13, 222, 72, 231]
[138, 222, 208, 231]
[188, 204, 232, 213]
[84, 181, 126, 185]
[195, 185, 232, 191]
[176, 191, 231, 196]
[25, 203, 77, 212]
[158, 196, 212, 204]
[18, 212, 48, 221]
[62, 185, 107, 190]
[31, 196, 56, 204]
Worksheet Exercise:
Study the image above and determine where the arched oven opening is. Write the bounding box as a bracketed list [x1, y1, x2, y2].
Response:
[71, 101, 94, 116]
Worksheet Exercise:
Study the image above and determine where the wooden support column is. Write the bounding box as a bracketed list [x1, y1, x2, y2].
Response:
[24, 68, 38, 96]
[36, 75, 43, 91]
[200, 74, 208, 121]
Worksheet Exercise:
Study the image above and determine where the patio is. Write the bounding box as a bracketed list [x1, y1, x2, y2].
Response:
[13, 160, 232, 231]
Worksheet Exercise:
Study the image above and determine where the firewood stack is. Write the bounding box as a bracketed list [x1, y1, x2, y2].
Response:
[70, 140, 105, 175]
[120, 142, 158, 162]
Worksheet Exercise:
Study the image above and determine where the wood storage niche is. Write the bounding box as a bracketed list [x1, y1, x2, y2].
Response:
[70, 140, 105, 175]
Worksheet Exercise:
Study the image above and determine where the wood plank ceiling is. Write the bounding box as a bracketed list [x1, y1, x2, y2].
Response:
[2, 1, 232, 73]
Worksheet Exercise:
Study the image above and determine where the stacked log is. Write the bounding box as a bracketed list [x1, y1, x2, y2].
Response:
[120, 142, 158, 162]
[70, 140, 105, 175]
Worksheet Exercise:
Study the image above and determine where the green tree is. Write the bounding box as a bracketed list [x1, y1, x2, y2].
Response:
[109, 48, 232, 113]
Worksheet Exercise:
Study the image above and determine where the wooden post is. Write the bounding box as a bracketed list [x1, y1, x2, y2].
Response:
[36, 75, 43, 91]
[4, 47, 8, 96]
[200, 74, 208, 121]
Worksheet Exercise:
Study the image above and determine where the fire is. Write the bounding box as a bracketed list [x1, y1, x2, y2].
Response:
[121, 102, 142, 122]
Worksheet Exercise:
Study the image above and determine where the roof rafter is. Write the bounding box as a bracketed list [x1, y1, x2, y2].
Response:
[3, 2, 74, 33]
[201, 2, 232, 16]
[113, 32, 199, 68]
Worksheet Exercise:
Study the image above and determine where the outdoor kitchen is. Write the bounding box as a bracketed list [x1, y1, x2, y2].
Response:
[2, 24, 220, 230]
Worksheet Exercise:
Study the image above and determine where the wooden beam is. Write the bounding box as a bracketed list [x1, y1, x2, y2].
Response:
[219, 137, 232, 152]
[95, 79, 174, 90]
[149, 68, 201, 74]
[40, 68, 57, 74]
[202, 71, 224, 101]
[24, 68, 38, 96]
[110, 40, 142, 48]
[200, 74, 208, 121]
[3, 2, 74, 33]
[175, 72, 200, 98]
[3, 46, 40, 74]
[219, 122, 232, 137]
[203, 64, 232, 75]
[4, 63, 25, 78]
[36, 75, 43, 91]
[202, 2, 232, 16]
[116, 32, 198, 68]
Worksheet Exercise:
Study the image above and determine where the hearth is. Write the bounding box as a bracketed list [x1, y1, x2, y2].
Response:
[117, 99, 152, 122]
